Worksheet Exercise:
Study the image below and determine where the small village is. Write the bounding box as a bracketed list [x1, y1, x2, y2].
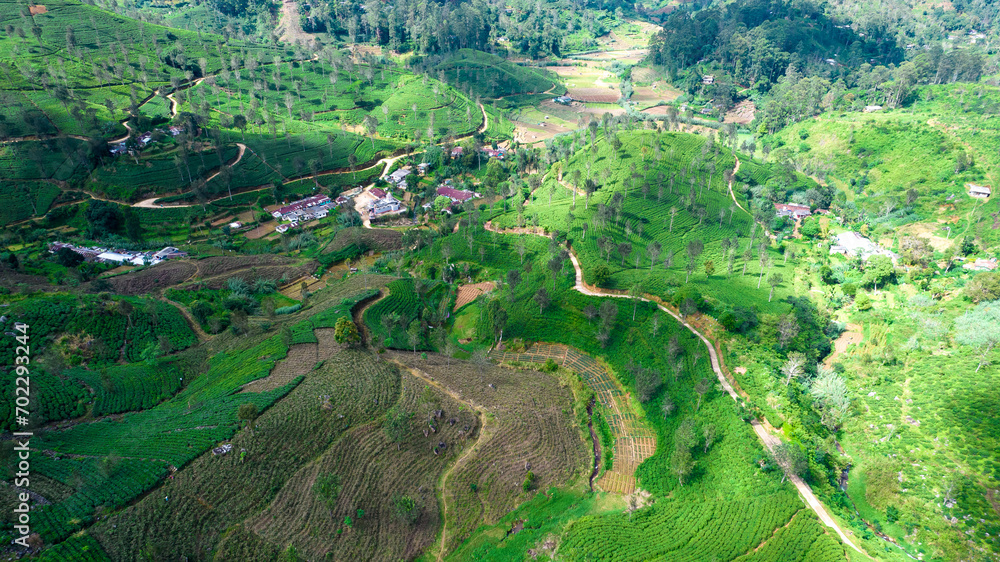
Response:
[48, 242, 187, 266]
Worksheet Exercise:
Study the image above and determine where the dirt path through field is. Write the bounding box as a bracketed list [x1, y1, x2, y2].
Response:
[728, 156, 749, 216]
[159, 296, 210, 342]
[388, 360, 489, 562]
[352, 288, 388, 345]
[133, 143, 247, 208]
[125, 102, 488, 212]
[484, 225, 865, 554]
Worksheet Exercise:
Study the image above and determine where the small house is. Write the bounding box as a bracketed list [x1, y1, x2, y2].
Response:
[418, 162, 431, 175]
[775, 203, 812, 219]
[370, 192, 403, 217]
[968, 184, 992, 199]
[830, 231, 897, 262]
[276, 224, 289, 233]
[437, 186, 479, 203]
[702, 75, 714, 84]
[386, 167, 411, 186]
[864, 105, 883, 113]
[450, 146, 464, 158]
[964, 258, 998, 271]
[553, 95, 573, 105]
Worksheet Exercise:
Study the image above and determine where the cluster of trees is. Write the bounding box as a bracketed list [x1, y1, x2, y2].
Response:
[648, 0, 988, 134]
[295, 0, 628, 57]
[648, 0, 901, 93]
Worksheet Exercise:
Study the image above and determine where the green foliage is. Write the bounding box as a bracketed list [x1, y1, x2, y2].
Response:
[314, 473, 342, 510]
[334, 316, 361, 346]
[964, 272, 1000, 303]
[363, 279, 449, 351]
[275, 304, 303, 315]
[428, 49, 558, 99]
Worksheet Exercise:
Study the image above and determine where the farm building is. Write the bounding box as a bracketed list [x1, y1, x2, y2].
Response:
[152, 247, 186, 260]
[437, 186, 480, 203]
[418, 162, 431, 174]
[386, 167, 412, 186]
[370, 192, 404, 217]
[864, 105, 883, 113]
[553, 95, 573, 105]
[451, 146, 464, 157]
[272, 195, 331, 218]
[702, 75, 714, 84]
[775, 203, 811, 219]
[276, 224, 290, 233]
[963, 258, 998, 271]
[370, 187, 387, 199]
[968, 184, 992, 198]
[481, 147, 506, 160]
[334, 196, 350, 206]
[830, 231, 898, 261]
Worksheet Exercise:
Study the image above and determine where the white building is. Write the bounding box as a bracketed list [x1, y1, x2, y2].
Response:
[830, 231, 897, 262]
[370, 192, 403, 217]
[968, 184, 992, 198]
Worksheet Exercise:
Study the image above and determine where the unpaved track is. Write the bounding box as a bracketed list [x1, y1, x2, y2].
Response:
[388, 359, 489, 562]
[159, 296, 210, 342]
[133, 143, 247, 208]
[482, 223, 865, 555]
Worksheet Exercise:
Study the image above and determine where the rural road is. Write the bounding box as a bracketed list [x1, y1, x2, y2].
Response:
[483, 220, 865, 556]
[133, 143, 247, 208]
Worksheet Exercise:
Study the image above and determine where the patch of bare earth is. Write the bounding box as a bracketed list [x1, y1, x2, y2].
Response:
[826, 323, 862, 366]
[454, 282, 495, 310]
[724, 100, 756, 125]
[29, 5, 46, 14]
[240, 343, 318, 393]
[566, 88, 621, 103]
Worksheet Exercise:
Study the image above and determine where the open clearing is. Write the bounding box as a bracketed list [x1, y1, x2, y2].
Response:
[492, 343, 655, 494]
[454, 282, 495, 310]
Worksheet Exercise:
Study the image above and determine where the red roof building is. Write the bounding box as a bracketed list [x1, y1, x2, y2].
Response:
[437, 186, 479, 203]
[775, 203, 812, 219]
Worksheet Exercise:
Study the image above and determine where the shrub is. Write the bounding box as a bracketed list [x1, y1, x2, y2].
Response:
[855, 292, 872, 310]
[275, 304, 303, 315]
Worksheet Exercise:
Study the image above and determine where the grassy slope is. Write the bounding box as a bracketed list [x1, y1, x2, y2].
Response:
[402, 223, 856, 561]
[771, 83, 1000, 249]
[432, 49, 561, 99]
[494, 130, 799, 314]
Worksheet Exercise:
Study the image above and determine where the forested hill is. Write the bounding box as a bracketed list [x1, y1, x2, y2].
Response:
[297, 0, 630, 56]
[647, 0, 903, 91]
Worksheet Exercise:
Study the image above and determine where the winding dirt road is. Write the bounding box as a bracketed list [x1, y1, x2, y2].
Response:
[483, 221, 865, 555]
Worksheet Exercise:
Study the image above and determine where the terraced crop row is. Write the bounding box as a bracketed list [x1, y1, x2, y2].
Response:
[394, 352, 589, 550]
[492, 343, 654, 494]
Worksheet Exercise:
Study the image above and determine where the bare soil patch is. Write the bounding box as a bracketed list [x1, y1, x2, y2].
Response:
[724, 100, 756, 125]
[244, 223, 276, 239]
[826, 323, 862, 366]
[566, 88, 621, 103]
[898, 222, 953, 252]
[100, 261, 198, 295]
[241, 343, 317, 393]
[29, 5, 46, 14]
[454, 282, 495, 310]
[630, 86, 679, 104]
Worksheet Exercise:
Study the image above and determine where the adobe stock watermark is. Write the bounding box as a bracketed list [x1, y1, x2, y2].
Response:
[11, 321, 33, 549]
